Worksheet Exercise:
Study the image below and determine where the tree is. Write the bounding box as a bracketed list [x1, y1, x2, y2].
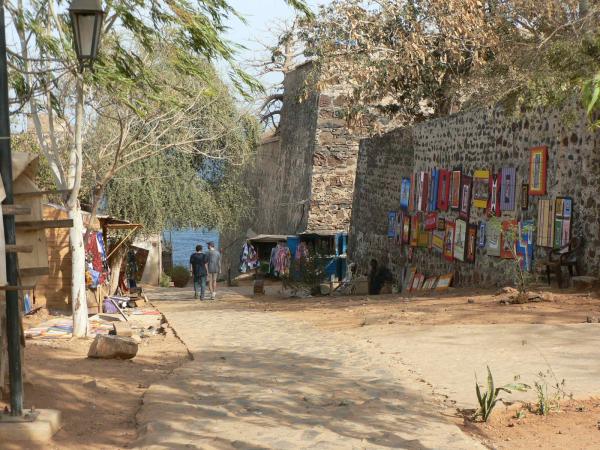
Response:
[6, 0, 311, 337]
[300, 0, 600, 126]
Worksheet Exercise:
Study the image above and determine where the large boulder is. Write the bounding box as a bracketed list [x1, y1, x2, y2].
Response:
[88, 334, 138, 359]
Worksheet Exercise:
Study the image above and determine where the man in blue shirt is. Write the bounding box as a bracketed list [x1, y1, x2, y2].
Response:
[189, 245, 208, 300]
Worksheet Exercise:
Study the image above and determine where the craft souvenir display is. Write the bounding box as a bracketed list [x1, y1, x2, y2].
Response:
[529, 146, 548, 196]
[410, 214, 419, 247]
[520, 183, 529, 210]
[450, 170, 462, 210]
[432, 230, 445, 253]
[478, 221, 486, 248]
[459, 175, 472, 220]
[472, 170, 490, 209]
[437, 169, 451, 211]
[554, 197, 573, 249]
[501, 220, 517, 259]
[466, 224, 478, 263]
[488, 171, 502, 216]
[400, 177, 411, 211]
[435, 273, 453, 291]
[486, 218, 502, 257]
[537, 199, 554, 247]
[453, 219, 467, 261]
[443, 221, 455, 261]
[402, 215, 411, 244]
[387, 211, 397, 238]
[424, 212, 438, 231]
[500, 167, 517, 211]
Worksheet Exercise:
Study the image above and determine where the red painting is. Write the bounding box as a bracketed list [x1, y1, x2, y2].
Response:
[410, 214, 419, 247]
[401, 214, 411, 244]
[466, 223, 478, 263]
[437, 169, 451, 211]
[459, 175, 472, 221]
[450, 170, 462, 210]
[501, 220, 517, 259]
[408, 173, 416, 212]
[443, 220, 455, 262]
[418, 172, 430, 212]
[424, 212, 438, 231]
[529, 146, 548, 196]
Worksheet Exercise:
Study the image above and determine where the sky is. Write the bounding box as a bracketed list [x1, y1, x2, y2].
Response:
[223, 0, 329, 89]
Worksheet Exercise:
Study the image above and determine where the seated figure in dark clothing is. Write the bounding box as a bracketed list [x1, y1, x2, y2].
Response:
[368, 258, 393, 295]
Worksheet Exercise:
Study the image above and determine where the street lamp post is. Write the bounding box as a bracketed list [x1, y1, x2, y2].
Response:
[69, 0, 105, 72]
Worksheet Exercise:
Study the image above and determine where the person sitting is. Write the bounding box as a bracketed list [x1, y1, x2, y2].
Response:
[368, 258, 393, 295]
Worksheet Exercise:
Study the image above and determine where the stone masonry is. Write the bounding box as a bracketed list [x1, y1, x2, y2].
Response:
[349, 104, 600, 287]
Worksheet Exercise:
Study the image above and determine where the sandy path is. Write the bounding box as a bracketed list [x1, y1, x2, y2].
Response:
[134, 290, 483, 449]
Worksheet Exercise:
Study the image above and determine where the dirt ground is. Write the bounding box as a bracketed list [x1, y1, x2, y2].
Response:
[1, 311, 189, 450]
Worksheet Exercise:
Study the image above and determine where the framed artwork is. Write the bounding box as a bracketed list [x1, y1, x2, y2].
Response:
[423, 277, 438, 290]
[472, 170, 490, 209]
[478, 221, 486, 248]
[466, 224, 478, 263]
[387, 211, 397, 238]
[516, 220, 535, 272]
[453, 219, 467, 262]
[429, 169, 439, 212]
[486, 218, 502, 257]
[418, 171, 430, 212]
[394, 212, 403, 245]
[435, 273, 453, 291]
[520, 183, 529, 210]
[432, 230, 445, 253]
[443, 220, 455, 261]
[450, 170, 462, 210]
[417, 225, 431, 248]
[501, 220, 517, 259]
[404, 267, 417, 292]
[400, 177, 411, 211]
[437, 217, 446, 231]
[500, 167, 517, 211]
[437, 169, 451, 211]
[410, 214, 420, 247]
[537, 199, 554, 248]
[409, 173, 417, 212]
[411, 273, 425, 292]
[424, 212, 438, 231]
[459, 175, 472, 220]
[487, 171, 502, 217]
[402, 214, 411, 244]
[529, 146, 548, 196]
[407, 246, 414, 262]
[554, 197, 573, 249]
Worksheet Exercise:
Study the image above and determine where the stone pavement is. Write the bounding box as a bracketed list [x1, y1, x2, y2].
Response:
[133, 288, 483, 450]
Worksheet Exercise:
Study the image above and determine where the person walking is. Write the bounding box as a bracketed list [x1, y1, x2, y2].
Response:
[207, 242, 221, 300]
[189, 244, 208, 300]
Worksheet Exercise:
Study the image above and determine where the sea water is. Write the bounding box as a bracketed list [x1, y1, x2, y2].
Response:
[164, 229, 220, 267]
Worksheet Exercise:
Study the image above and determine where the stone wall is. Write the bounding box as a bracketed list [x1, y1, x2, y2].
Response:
[349, 104, 600, 287]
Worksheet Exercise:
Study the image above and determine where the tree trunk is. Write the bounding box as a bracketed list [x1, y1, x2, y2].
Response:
[69, 76, 88, 338]
[69, 202, 88, 337]
[109, 246, 127, 295]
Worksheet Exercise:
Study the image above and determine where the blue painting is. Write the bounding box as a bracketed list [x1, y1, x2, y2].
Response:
[400, 177, 411, 211]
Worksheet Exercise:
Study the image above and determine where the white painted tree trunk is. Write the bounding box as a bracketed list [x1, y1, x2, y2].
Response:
[69, 202, 88, 337]
[69, 76, 88, 338]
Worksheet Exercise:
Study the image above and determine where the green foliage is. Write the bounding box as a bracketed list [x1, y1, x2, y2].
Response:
[159, 272, 172, 288]
[582, 72, 600, 128]
[503, 222, 535, 295]
[169, 265, 191, 288]
[474, 367, 530, 422]
[283, 251, 329, 296]
[534, 370, 570, 416]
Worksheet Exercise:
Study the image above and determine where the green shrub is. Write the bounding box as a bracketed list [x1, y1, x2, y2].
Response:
[170, 265, 190, 288]
[159, 272, 172, 287]
[474, 367, 530, 422]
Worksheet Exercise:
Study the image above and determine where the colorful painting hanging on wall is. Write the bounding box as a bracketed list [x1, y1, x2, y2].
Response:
[437, 217, 446, 231]
[500, 167, 517, 211]
[472, 170, 490, 209]
[410, 214, 419, 247]
[437, 169, 451, 211]
[520, 183, 529, 210]
[400, 177, 411, 211]
[466, 224, 478, 263]
[432, 230, 445, 253]
[443, 220, 455, 261]
[501, 220, 517, 259]
[454, 219, 467, 262]
[486, 218, 502, 257]
[402, 215, 411, 244]
[429, 169, 439, 212]
[529, 146, 548, 196]
[554, 197, 573, 249]
[418, 171, 429, 212]
[394, 212, 403, 245]
[478, 221, 486, 248]
[450, 170, 462, 210]
[488, 171, 502, 217]
[435, 273, 453, 291]
[459, 175, 472, 220]
[387, 211, 397, 238]
[537, 199, 554, 247]
[424, 212, 438, 230]
[516, 220, 535, 272]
